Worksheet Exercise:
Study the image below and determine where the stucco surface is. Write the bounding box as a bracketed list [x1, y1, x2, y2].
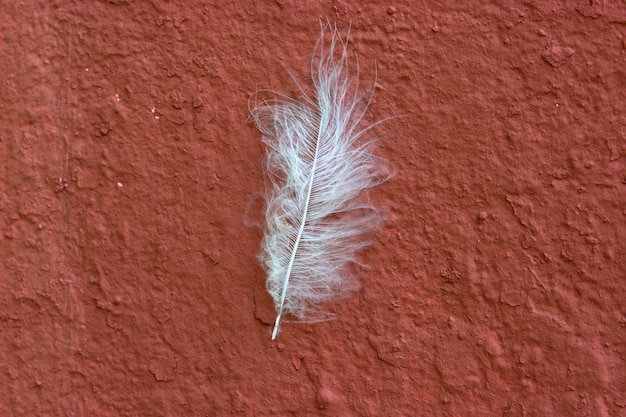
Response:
[1, 1, 625, 416]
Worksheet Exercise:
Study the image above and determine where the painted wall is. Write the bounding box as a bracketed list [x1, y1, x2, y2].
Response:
[1, 1, 624, 415]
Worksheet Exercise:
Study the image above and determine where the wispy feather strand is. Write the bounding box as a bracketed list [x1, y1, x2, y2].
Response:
[251, 23, 388, 340]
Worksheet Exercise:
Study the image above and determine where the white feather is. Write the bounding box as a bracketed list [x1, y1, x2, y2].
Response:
[251, 23, 389, 340]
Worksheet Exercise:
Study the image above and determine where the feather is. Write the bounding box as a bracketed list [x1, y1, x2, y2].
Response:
[250, 22, 389, 340]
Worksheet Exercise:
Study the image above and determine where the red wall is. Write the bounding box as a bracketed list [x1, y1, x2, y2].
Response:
[1, 1, 624, 415]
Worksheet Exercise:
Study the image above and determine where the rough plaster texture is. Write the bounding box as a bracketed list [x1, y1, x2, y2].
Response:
[1, 1, 625, 416]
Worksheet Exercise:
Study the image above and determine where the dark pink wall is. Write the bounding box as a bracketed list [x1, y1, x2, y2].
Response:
[1, 1, 624, 415]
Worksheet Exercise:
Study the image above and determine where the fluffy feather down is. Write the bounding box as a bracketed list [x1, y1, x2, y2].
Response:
[251, 23, 388, 339]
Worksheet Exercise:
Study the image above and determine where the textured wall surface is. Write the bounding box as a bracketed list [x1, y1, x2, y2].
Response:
[1, 1, 625, 416]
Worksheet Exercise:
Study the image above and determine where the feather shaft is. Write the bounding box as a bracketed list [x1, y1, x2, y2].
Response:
[271, 106, 324, 340]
